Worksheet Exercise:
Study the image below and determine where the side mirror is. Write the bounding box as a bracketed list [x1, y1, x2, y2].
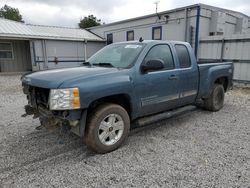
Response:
[141, 59, 164, 73]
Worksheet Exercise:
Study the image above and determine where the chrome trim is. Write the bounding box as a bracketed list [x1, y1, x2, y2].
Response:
[141, 89, 197, 107]
[146, 67, 193, 74]
[179, 90, 197, 98]
[141, 94, 179, 106]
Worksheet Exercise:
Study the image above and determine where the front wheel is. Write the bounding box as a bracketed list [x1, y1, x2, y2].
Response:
[203, 84, 225, 112]
[85, 103, 130, 153]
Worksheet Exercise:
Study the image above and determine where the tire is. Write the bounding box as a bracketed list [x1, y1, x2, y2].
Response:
[203, 84, 225, 112]
[85, 103, 130, 154]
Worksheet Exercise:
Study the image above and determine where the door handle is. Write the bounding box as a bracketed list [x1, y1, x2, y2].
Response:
[168, 75, 178, 80]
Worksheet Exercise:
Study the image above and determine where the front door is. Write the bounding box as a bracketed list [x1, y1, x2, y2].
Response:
[135, 44, 180, 116]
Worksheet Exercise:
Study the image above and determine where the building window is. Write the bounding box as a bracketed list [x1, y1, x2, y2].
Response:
[175, 44, 191, 68]
[107, 33, 113, 45]
[126, 30, 134, 41]
[0, 42, 13, 60]
[152, 26, 162, 40]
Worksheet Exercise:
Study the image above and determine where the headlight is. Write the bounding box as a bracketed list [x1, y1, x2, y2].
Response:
[49, 88, 80, 110]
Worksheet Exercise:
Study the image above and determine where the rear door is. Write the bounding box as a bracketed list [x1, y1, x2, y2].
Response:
[135, 44, 180, 116]
[174, 44, 199, 105]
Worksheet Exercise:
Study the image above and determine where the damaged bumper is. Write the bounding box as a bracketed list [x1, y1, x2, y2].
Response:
[23, 104, 87, 137]
[22, 83, 87, 137]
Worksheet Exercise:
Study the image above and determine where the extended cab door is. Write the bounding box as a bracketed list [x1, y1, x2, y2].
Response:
[174, 44, 199, 105]
[135, 44, 180, 116]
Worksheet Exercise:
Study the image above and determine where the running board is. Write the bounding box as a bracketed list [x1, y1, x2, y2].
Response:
[136, 105, 196, 127]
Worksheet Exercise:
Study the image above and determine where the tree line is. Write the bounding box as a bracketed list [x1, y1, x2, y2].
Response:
[0, 4, 102, 28]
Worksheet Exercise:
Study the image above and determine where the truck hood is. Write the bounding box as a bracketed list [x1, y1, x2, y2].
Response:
[22, 66, 119, 88]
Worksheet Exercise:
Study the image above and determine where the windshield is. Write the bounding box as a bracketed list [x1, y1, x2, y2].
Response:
[88, 43, 145, 68]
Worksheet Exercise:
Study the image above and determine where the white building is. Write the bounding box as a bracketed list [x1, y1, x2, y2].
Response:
[0, 18, 105, 72]
[89, 4, 250, 83]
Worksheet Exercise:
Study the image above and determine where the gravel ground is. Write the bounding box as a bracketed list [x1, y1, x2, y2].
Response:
[0, 75, 250, 188]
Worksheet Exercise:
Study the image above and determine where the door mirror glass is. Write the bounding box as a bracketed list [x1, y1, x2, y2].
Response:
[141, 59, 164, 72]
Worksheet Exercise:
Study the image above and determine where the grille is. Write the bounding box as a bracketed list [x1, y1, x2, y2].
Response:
[23, 83, 50, 109]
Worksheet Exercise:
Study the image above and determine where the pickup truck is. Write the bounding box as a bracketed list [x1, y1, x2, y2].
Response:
[22, 40, 233, 153]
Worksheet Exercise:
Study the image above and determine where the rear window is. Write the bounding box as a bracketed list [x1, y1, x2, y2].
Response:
[175, 44, 191, 68]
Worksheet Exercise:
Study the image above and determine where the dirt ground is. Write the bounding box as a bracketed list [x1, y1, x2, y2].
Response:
[0, 75, 250, 188]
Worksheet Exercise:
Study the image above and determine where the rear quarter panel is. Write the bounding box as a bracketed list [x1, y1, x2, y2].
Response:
[198, 62, 233, 99]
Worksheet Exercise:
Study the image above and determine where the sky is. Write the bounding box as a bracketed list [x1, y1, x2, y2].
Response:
[0, 0, 250, 27]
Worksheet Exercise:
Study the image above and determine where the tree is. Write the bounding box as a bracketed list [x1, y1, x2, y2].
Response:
[0, 4, 24, 22]
[78, 15, 101, 29]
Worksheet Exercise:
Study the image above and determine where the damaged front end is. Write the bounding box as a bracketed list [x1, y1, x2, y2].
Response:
[21, 82, 86, 137]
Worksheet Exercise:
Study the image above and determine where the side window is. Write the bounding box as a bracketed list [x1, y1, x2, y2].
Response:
[0, 42, 13, 60]
[107, 33, 113, 45]
[152, 26, 162, 40]
[175, 44, 191, 68]
[144, 44, 174, 70]
[126, 30, 134, 41]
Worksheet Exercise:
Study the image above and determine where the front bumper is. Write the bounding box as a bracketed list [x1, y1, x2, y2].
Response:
[23, 104, 86, 137]
[22, 82, 87, 137]
[23, 104, 82, 122]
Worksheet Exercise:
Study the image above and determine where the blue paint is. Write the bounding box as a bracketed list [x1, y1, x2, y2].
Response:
[36, 60, 85, 63]
[194, 5, 200, 58]
[23, 40, 233, 121]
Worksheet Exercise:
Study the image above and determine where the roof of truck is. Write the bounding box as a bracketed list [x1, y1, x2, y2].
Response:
[113, 40, 189, 45]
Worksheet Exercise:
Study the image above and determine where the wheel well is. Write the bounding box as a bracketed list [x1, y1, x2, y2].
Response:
[88, 94, 132, 118]
[214, 77, 228, 92]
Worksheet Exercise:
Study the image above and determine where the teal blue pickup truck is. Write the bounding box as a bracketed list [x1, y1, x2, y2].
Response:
[22, 40, 233, 153]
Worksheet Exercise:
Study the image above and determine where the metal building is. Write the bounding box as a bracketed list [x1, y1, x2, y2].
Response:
[89, 3, 250, 83]
[0, 18, 105, 72]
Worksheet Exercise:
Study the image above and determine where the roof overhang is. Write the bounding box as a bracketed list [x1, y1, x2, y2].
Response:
[0, 34, 105, 42]
[88, 3, 249, 30]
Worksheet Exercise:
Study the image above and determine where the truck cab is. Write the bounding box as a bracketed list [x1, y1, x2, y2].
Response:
[134, 41, 199, 116]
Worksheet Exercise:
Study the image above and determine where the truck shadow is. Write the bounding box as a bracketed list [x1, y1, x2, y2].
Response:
[1, 107, 205, 175]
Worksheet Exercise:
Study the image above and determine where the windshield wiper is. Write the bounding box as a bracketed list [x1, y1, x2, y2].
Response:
[92, 62, 114, 67]
[82, 61, 91, 66]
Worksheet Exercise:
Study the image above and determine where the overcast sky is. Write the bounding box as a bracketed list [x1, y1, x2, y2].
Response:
[1, 0, 250, 27]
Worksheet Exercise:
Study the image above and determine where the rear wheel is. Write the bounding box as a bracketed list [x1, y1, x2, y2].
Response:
[203, 84, 225, 112]
[85, 103, 130, 153]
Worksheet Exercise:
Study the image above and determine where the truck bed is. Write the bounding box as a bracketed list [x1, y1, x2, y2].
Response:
[197, 62, 233, 99]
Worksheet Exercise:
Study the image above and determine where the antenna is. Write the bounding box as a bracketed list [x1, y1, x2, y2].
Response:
[154, 1, 160, 14]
